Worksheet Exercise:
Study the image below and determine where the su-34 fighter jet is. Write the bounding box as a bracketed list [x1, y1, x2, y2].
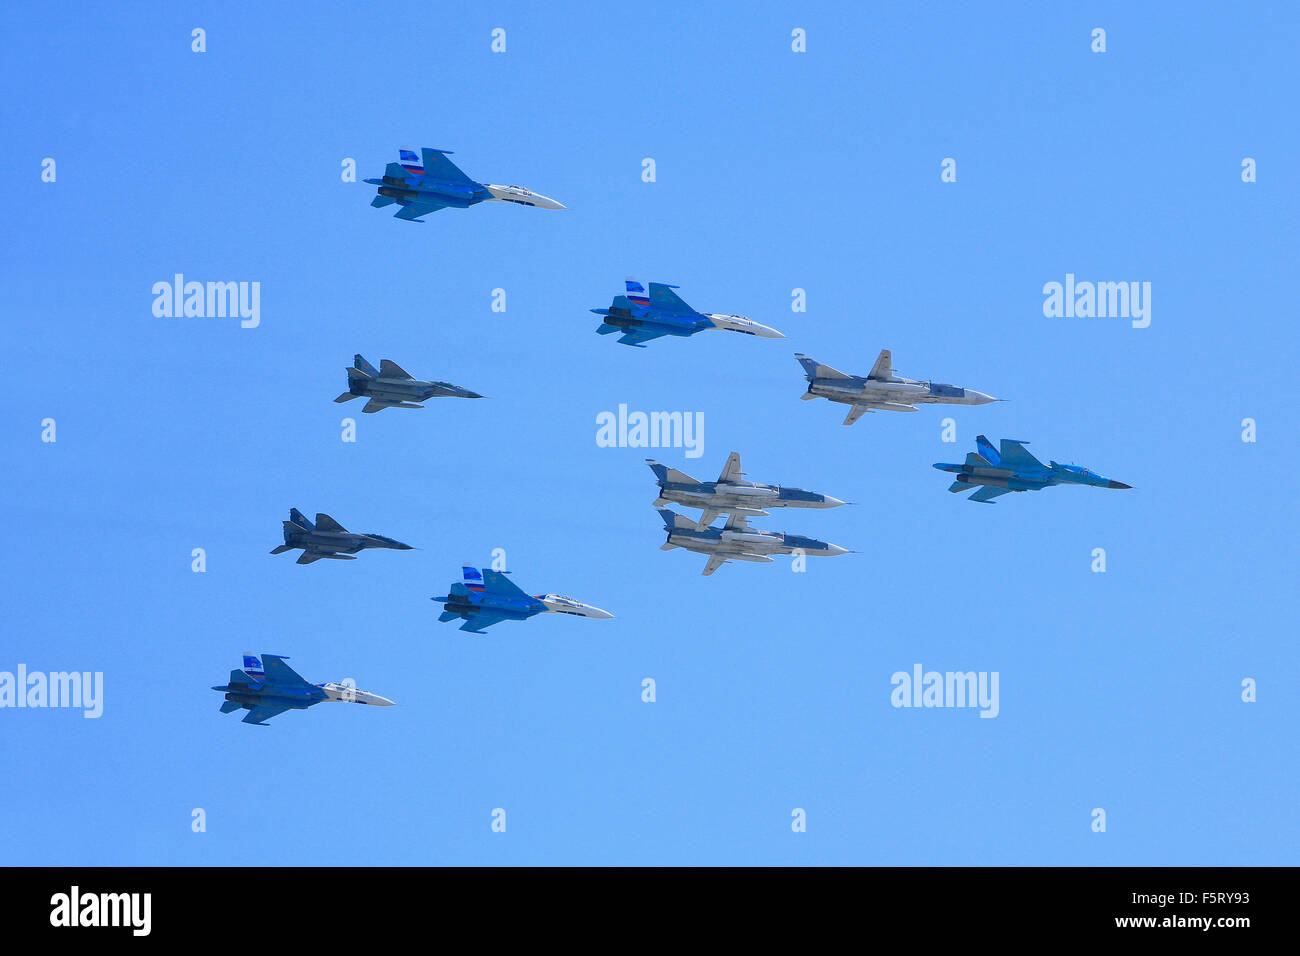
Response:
[934, 435, 1133, 503]
[797, 350, 999, 425]
[657, 509, 851, 576]
[365, 147, 565, 222]
[334, 354, 482, 413]
[212, 654, 394, 726]
[647, 452, 847, 529]
[270, 509, 413, 564]
[433, 567, 614, 634]
[592, 279, 784, 347]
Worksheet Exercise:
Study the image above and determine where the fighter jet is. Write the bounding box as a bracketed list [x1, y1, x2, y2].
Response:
[591, 279, 783, 347]
[657, 508, 850, 576]
[648, 452, 847, 529]
[433, 567, 613, 634]
[212, 654, 394, 726]
[334, 354, 482, 413]
[934, 435, 1133, 503]
[270, 509, 413, 564]
[364, 147, 565, 222]
[796, 351, 999, 425]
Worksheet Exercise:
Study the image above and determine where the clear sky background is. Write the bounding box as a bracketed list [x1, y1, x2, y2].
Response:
[2, 1, 1296, 865]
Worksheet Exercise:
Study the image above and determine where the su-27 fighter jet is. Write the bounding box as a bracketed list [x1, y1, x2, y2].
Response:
[433, 567, 613, 634]
[365, 147, 565, 222]
[657, 509, 851, 576]
[334, 354, 482, 413]
[270, 509, 413, 564]
[592, 279, 784, 347]
[797, 351, 999, 425]
[212, 654, 394, 726]
[648, 452, 847, 529]
[935, 435, 1133, 503]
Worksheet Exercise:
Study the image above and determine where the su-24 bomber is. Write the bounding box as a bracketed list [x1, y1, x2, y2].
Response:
[270, 509, 414, 564]
[658, 509, 851, 577]
[334, 354, 482, 413]
[935, 435, 1132, 503]
[592, 279, 784, 347]
[434, 567, 613, 634]
[365, 147, 565, 222]
[797, 350, 999, 425]
[648, 452, 847, 529]
[212, 655, 394, 726]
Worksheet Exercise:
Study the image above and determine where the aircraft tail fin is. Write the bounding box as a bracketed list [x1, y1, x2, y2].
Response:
[398, 147, 424, 175]
[646, 460, 699, 486]
[658, 508, 698, 531]
[288, 508, 314, 531]
[964, 453, 991, 468]
[624, 278, 650, 307]
[975, 435, 1000, 465]
[462, 566, 486, 593]
[354, 355, 379, 377]
[795, 353, 853, 382]
[242, 654, 265, 679]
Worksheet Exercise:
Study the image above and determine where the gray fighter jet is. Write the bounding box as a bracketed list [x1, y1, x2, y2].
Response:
[648, 452, 846, 529]
[657, 508, 850, 576]
[797, 350, 999, 425]
[334, 354, 482, 413]
[270, 509, 414, 565]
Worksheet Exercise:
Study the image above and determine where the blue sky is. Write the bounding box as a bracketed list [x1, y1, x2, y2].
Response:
[1, 1, 1296, 865]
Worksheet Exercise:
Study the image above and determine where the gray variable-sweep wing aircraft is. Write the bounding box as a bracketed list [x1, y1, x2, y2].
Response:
[797, 350, 999, 425]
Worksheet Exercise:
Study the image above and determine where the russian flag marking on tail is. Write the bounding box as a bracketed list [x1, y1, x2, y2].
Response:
[625, 278, 650, 307]
[399, 147, 424, 175]
[242, 654, 265, 679]
[462, 566, 486, 592]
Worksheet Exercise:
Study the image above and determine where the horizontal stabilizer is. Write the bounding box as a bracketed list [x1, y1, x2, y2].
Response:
[948, 480, 968, 493]
[596, 323, 619, 335]
[370, 195, 396, 208]
[334, 392, 361, 403]
[219, 700, 242, 714]
[437, 610, 459, 623]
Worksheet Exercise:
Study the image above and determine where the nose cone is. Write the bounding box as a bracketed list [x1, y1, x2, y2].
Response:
[753, 322, 785, 339]
[1107, 479, 1132, 489]
[817, 495, 847, 509]
[584, 605, 615, 620]
[361, 692, 395, 706]
[534, 194, 566, 210]
[460, 389, 484, 399]
[823, 544, 850, 557]
[968, 390, 998, 405]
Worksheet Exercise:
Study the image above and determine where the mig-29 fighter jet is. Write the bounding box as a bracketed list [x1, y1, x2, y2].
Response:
[433, 567, 613, 634]
[796, 350, 999, 425]
[334, 354, 482, 413]
[270, 509, 414, 565]
[647, 452, 847, 529]
[365, 147, 565, 222]
[657, 509, 851, 576]
[212, 654, 394, 726]
[934, 435, 1133, 503]
[592, 279, 784, 347]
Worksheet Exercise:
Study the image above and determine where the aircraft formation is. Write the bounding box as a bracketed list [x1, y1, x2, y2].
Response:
[213, 144, 1131, 726]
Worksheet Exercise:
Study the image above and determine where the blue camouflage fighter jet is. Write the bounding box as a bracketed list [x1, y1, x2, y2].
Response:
[433, 567, 613, 634]
[591, 279, 784, 347]
[212, 654, 394, 726]
[364, 147, 565, 222]
[934, 435, 1132, 503]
